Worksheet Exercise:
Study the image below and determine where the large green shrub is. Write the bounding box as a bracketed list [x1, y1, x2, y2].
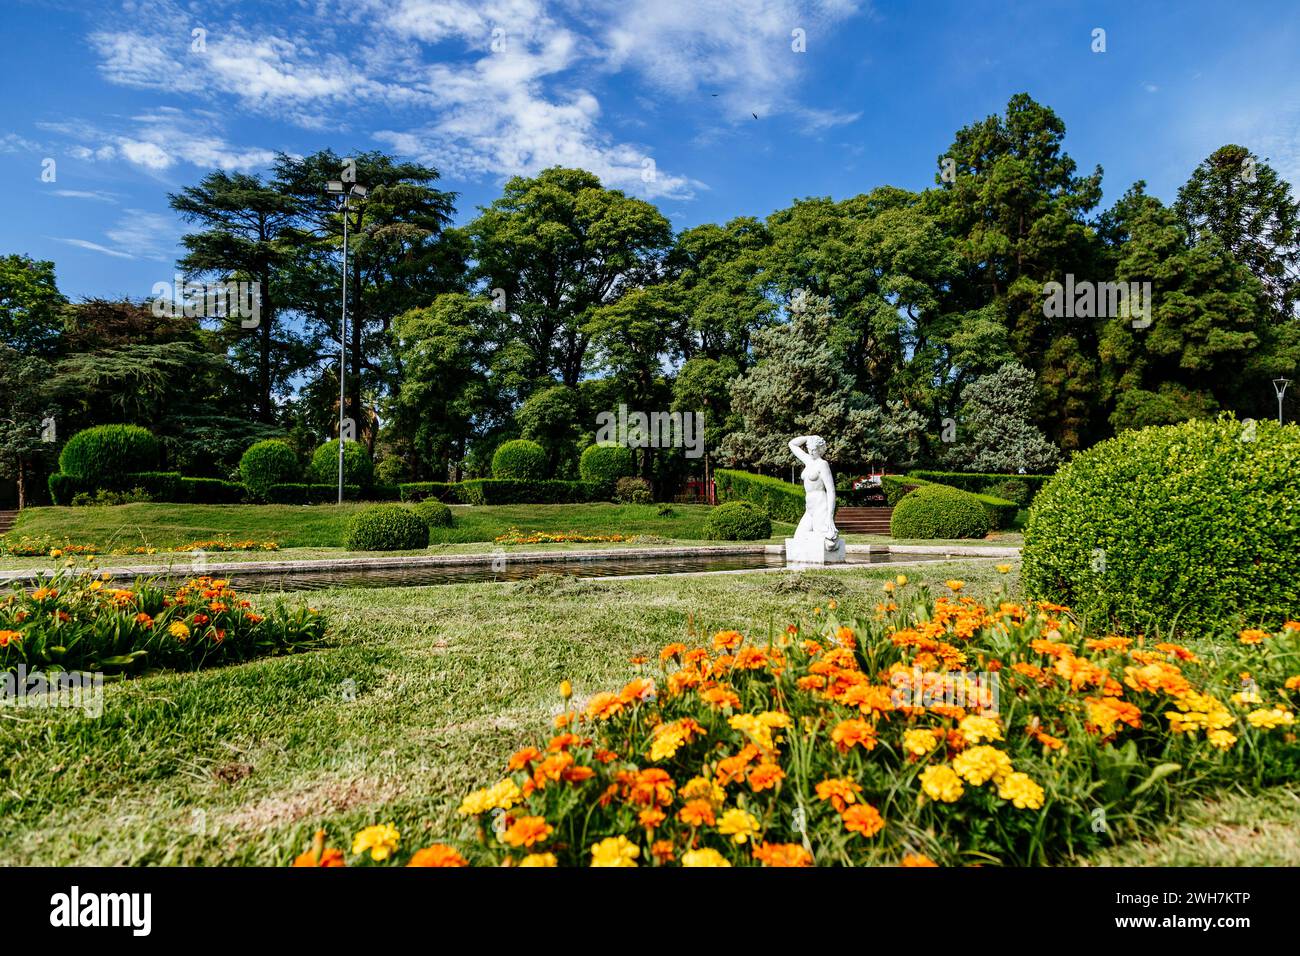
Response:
[1022, 417, 1300, 632]
[889, 484, 991, 539]
[492, 439, 548, 481]
[308, 440, 374, 489]
[704, 501, 772, 541]
[579, 444, 635, 494]
[615, 476, 653, 504]
[907, 470, 1050, 506]
[58, 425, 160, 481]
[713, 469, 804, 523]
[344, 504, 430, 552]
[411, 499, 454, 528]
[884, 474, 1017, 529]
[239, 440, 300, 501]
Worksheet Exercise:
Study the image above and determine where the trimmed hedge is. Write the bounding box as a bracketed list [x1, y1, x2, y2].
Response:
[308, 440, 374, 489]
[399, 481, 460, 503]
[48, 471, 181, 505]
[367, 484, 402, 502]
[411, 499, 454, 528]
[239, 439, 300, 502]
[907, 470, 1051, 506]
[579, 444, 635, 495]
[178, 477, 247, 504]
[265, 483, 362, 504]
[456, 479, 599, 506]
[492, 439, 548, 481]
[882, 474, 1017, 529]
[889, 484, 992, 539]
[714, 469, 804, 524]
[344, 504, 430, 552]
[705, 501, 773, 541]
[58, 424, 161, 481]
[1023, 417, 1300, 632]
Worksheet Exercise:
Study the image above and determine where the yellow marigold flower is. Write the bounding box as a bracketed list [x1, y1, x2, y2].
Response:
[716, 808, 761, 844]
[1285, 676, 1300, 691]
[918, 765, 964, 803]
[681, 848, 731, 867]
[952, 746, 1013, 786]
[900, 853, 938, 867]
[407, 845, 468, 867]
[902, 728, 939, 757]
[168, 621, 189, 640]
[518, 852, 557, 867]
[945, 580, 965, 592]
[958, 714, 1002, 744]
[1246, 708, 1295, 730]
[590, 835, 639, 867]
[996, 772, 1045, 810]
[995, 564, 1012, 574]
[896, 574, 908, 585]
[351, 823, 400, 861]
[729, 711, 790, 752]
[502, 816, 552, 848]
[559, 680, 572, 700]
[1238, 629, 1268, 645]
[681, 776, 726, 808]
[1207, 729, 1237, 750]
[458, 778, 522, 816]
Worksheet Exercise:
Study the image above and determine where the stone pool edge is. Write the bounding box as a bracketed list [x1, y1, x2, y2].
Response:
[0, 542, 1021, 584]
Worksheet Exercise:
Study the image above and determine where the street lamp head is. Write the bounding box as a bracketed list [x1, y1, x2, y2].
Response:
[1274, 377, 1292, 398]
[326, 180, 345, 194]
[351, 184, 368, 198]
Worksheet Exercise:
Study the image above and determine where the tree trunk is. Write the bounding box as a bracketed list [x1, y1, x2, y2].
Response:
[258, 275, 274, 423]
[16, 458, 26, 511]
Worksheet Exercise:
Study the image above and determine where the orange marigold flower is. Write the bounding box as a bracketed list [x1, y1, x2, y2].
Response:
[0, 630, 23, 647]
[547, 733, 582, 751]
[899, 853, 938, 867]
[619, 677, 657, 704]
[712, 629, 744, 651]
[830, 718, 877, 753]
[502, 816, 552, 848]
[815, 777, 862, 813]
[407, 844, 469, 867]
[629, 768, 675, 807]
[834, 626, 857, 648]
[797, 675, 826, 691]
[753, 842, 813, 867]
[651, 840, 675, 864]
[639, 807, 666, 829]
[585, 692, 625, 720]
[1085, 696, 1143, 733]
[747, 762, 785, 792]
[1154, 642, 1199, 662]
[699, 685, 741, 710]
[507, 747, 543, 771]
[841, 803, 885, 838]
[678, 800, 716, 827]
[291, 830, 346, 867]
[1084, 636, 1132, 653]
[659, 642, 687, 662]
[1238, 629, 1268, 645]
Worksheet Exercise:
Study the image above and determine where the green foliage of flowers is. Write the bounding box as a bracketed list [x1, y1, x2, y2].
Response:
[890, 484, 992, 539]
[57, 424, 161, 482]
[0, 567, 324, 674]
[344, 504, 430, 552]
[239, 440, 301, 502]
[705, 501, 773, 541]
[1023, 416, 1300, 633]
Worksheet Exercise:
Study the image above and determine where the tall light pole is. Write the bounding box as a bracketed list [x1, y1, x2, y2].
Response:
[326, 180, 367, 504]
[1274, 378, 1291, 425]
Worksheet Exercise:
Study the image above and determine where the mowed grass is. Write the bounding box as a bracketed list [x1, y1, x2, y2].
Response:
[2, 557, 1288, 867]
[5, 502, 759, 553]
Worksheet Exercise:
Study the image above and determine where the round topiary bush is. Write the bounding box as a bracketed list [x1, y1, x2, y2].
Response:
[239, 439, 300, 501]
[579, 443, 635, 494]
[705, 501, 772, 541]
[411, 499, 453, 528]
[615, 476, 653, 504]
[889, 484, 991, 539]
[374, 457, 410, 485]
[308, 440, 374, 489]
[345, 504, 430, 551]
[58, 424, 160, 482]
[1023, 417, 1300, 632]
[491, 439, 548, 480]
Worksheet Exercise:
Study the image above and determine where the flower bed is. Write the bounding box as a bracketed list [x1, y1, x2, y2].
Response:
[294, 578, 1299, 867]
[0, 535, 281, 558]
[493, 528, 634, 545]
[1, 568, 323, 674]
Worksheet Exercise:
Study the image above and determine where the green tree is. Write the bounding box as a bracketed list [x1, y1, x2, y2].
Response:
[516, 384, 583, 477]
[947, 362, 1061, 472]
[0, 255, 65, 357]
[0, 347, 57, 507]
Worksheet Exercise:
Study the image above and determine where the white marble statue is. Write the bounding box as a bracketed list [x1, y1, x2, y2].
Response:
[786, 435, 845, 563]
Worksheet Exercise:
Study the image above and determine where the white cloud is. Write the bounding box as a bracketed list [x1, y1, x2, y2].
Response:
[53, 238, 135, 259]
[53, 211, 178, 262]
[51, 189, 120, 203]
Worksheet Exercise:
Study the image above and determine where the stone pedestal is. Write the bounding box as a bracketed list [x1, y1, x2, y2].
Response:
[784, 534, 846, 565]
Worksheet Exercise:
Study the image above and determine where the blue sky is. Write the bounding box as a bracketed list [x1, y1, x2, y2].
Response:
[2, 0, 1298, 300]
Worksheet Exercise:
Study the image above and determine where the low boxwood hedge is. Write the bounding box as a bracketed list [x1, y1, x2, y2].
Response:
[265, 483, 362, 504]
[344, 504, 430, 552]
[889, 483, 992, 539]
[907, 470, 1051, 506]
[714, 469, 804, 523]
[48, 471, 183, 505]
[455, 479, 599, 506]
[704, 501, 773, 540]
[178, 477, 247, 504]
[1022, 416, 1300, 632]
[398, 481, 460, 503]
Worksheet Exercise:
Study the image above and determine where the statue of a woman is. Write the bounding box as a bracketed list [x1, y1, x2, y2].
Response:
[788, 435, 839, 549]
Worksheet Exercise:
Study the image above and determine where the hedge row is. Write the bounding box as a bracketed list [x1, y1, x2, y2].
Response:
[398, 479, 602, 505]
[47, 473, 399, 506]
[906, 470, 1051, 506]
[49, 471, 185, 506]
[713, 469, 804, 524]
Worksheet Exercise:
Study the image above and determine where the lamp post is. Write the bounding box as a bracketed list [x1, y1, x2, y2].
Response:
[1274, 378, 1291, 425]
[325, 180, 367, 504]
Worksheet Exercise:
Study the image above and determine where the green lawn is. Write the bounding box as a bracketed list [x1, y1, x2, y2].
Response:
[1, 558, 1286, 867]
